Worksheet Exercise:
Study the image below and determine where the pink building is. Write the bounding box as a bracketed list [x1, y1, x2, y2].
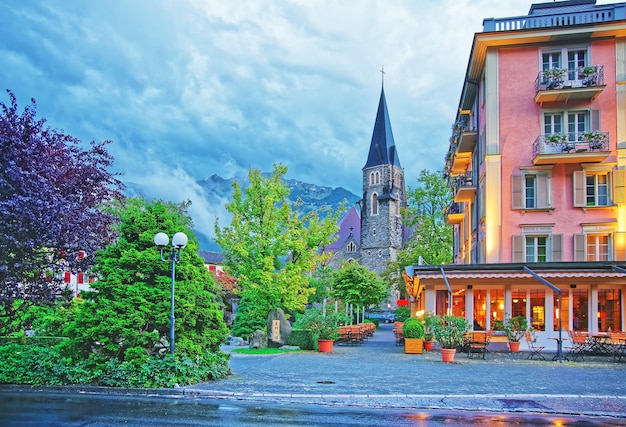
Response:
[406, 0, 626, 346]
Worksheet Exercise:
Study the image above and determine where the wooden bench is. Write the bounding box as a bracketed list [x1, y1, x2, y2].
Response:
[393, 322, 404, 346]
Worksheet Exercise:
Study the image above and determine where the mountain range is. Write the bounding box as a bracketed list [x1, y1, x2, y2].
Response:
[125, 174, 360, 251]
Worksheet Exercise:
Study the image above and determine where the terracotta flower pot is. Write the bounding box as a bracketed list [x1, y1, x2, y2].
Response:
[440, 348, 456, 363]
[318, 339, 334, 353]
[424, 340, 434, 351]
[509, 341, 521, 353]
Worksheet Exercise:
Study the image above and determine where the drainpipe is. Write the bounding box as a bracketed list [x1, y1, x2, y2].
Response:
[523, 266, 565, 363]
[440, 267, 453, 316]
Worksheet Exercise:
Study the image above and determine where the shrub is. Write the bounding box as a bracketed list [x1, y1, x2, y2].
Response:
[432, 315, 470, 349]
[287, 329, 316, 350]
[394, 307, 410, 322]
[365, 318, 379, 328]
[402, 318, 425, 339]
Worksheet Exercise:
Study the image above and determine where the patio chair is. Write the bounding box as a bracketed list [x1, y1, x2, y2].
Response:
[467, 331, 489, 359]
[567, 330, 590, 362]
[524, 332, 545, 360]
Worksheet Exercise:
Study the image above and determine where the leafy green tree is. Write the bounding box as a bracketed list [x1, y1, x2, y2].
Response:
[332, 262, 387, 311]
[383, 169, 453, 294]
[215, 164, 342, 338]
[59, 198, 228, 362]
[307, 265, 333, 304]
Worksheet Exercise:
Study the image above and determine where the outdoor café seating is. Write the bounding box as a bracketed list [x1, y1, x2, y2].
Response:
[466, 331, 491, 359]
[524, 332, 545, 360]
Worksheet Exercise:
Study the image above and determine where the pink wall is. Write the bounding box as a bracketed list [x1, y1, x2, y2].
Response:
[495, 40, 618, 262]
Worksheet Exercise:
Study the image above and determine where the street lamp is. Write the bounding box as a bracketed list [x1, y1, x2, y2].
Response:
[154, 231, 188, 355]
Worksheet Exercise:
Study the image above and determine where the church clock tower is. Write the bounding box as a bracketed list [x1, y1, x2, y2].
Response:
[359, 82, 407, 275]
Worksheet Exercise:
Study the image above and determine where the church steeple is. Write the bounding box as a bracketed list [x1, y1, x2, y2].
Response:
[364, 86, 401, 169]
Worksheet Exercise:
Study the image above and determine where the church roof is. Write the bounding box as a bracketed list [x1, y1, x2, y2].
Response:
[324, 206, 361, 252]
[363, 87, 401, 169]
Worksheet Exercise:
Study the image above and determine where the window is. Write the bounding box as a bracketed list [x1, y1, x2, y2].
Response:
[512, 170, 552, 210]
[586, 234, 609, 261]
[572, 288, 589, 331]
[347, 241, 356, 253]
[542, 46, 588, 80]
[526, 236, 547, 262]
[369, 171, 380, 185]
[513, 228, 562, 263]
[530, 289, 545, 331]
[573, 168, 624, 208]
[574, 233, 612, 261]
[525, 175, 536, 208]
[543, 110, 592, 142]
[371, 193, 378, 215]
[598, 289, 622, 332]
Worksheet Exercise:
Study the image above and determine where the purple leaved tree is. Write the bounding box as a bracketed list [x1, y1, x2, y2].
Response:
[0, 90, 124, 334]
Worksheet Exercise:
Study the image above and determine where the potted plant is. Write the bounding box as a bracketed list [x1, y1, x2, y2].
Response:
[423, 312, 438, 351]
[403, 317, 425, 354]
[295, 308, 348, 353]
[432, 315, 470, 363]
[504, 315, 528, 352]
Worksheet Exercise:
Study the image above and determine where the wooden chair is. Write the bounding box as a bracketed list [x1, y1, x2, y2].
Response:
[524, 332, 545, 360]
[467, 331, 488, 359]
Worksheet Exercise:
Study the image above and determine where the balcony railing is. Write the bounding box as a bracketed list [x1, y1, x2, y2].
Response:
[535, 65, 604, 92]
[444, 202, 463, 216]
[532, 132, 610, 156]
[483, 4, 625, 32]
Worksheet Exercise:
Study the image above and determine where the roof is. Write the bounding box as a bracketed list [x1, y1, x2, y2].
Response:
[324, 206, 361, 252]
[198, 250, 225, 264]
[363, 87, 401, 169]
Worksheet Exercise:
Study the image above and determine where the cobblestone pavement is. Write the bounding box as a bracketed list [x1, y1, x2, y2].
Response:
[187, 323, 626, 418]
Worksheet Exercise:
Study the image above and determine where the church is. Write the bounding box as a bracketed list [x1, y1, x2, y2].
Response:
[325, 83, 409, 276]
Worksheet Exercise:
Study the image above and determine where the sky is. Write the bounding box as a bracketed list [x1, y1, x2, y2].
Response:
[1, 0, 608, 247]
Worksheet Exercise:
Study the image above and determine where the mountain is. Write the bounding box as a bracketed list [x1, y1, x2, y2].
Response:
[125, 174, 360, 251]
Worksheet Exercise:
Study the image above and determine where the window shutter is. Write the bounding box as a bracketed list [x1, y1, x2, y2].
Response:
[551, 234, 562, 262]
[591, 109, 600, 131]
[537, 174, 550, 208]
[512, 175, 523, 209]
[574, 234, 586, 261]
[77, 273, 84, 284]
[613, 169, 625, 204]
[614, 232, 626, 261]
[573, 171, 586, 207]
[63, 272, 71, 283]
[512, 235, 524, 262]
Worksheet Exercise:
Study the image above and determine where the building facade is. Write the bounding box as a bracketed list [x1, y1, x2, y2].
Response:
[406, 0, 626, 343]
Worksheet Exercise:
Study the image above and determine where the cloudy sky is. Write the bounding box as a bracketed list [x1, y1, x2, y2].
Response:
[1, 1, 606, 247]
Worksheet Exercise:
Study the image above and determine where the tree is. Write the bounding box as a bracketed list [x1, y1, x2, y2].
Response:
[332, 261, 387, 311]
[0, 90, 124, 335]
[382, 169, 453, 294]
[215, 164, 342, 338]
[59, 198, 228, 362]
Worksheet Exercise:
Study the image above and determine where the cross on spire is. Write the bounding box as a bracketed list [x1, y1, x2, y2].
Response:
[380, 65, 386, 86]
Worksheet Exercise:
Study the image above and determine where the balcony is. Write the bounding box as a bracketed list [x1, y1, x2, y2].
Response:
[452, 120, 477, 154]
[451, 172, 475, 203]
[534, 66, 605, 105]
[444, 202, 464, 225]
[532, 132, 610, 165]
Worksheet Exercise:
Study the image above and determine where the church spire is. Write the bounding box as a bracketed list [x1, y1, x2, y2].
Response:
[363, 83, 401, 169]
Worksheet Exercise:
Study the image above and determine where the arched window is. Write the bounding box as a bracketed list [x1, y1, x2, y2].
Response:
[371, 193, 378, 215]
[375, 171, 380, 184]
[370, 172, 375, 185]
[347, 241, 356, 253]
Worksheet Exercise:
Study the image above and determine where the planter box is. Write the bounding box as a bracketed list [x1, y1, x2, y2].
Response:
[404, 337, 423, 354]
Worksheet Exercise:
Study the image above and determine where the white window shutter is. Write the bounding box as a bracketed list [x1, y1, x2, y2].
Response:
[512, 235, 524, 262]
[574, 234, 586, 261]
[512, 175, 523, 209]
[573, 171, 586, 207]
[551, 234, 562, 262]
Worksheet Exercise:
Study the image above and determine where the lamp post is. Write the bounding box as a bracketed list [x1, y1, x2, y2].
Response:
[154, 231, 188, 355]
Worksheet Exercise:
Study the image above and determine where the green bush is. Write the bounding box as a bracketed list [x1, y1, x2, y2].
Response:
[403, 318, 425, 339]
[287, 329, 316, 350]
[0, 344, 230, 388]
[394, 307, 410, 322]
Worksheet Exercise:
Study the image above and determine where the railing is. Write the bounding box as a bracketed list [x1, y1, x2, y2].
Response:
[444, 202, 464, 216]
[532, 132, 610, 156]
[449, 172, 473, 188]
[483, 4, 625, 32]
[535, 65, 604, 92]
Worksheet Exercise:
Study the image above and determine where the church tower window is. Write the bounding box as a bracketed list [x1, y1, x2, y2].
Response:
[371, 193, 379, 215]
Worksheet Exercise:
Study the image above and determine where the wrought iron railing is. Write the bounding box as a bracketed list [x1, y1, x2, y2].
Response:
[532, 132, 610, 156]
[535, 65, 604, 92]
[444, 202, 464, 216]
